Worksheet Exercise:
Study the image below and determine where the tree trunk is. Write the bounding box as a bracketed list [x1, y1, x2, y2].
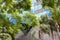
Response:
[51, 30, 54, 40]
[49, 30, 54, 40]
[50, 26, 54, 40]
[57, 27, 60, 40]
[39, 29, 43, 40]
[55, 22, 60, 40]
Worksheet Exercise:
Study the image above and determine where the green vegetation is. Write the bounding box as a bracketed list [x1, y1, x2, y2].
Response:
[0, 0, 32, 38]
[0, 0, 60, 40]
[0, 0, 39, 37]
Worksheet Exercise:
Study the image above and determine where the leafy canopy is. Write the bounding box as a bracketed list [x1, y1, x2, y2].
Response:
[42, 0, 60, 8]
[0, 0, 32, 36]
[0, 0, 32, 13]
[42, 0, 60, 24]
[0, 0, 40, 35]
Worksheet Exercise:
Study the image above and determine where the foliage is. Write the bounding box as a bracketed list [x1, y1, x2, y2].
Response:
[39, 15, 50, 33]
[40, 24, 50, 33]
[42, 0, 60, 8]
[51, 7, 60, 24]
[23, 13, 39, 26]
[42, 0, 60, 28]
[39, 15, 57, 33]
[0, 0, 32, 13]
[0, 14, 12, 27]
[0, 0, 32, 37]
[40, 15, 49, 24]
[20, 13, 39, 35]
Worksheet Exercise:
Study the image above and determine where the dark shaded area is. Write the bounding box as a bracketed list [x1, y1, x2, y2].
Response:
[20, 23, 32, 35]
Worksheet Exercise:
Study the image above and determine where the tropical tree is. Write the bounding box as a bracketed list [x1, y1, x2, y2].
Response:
[51, 7, 60, 40]
[42, 0, 60, 8]
[0, 0, 32, 39]
[0, 0, 40, 38]
[20, 13, 39, 35]
[39, 14, 58, 40]
[42, 0, 60, 40]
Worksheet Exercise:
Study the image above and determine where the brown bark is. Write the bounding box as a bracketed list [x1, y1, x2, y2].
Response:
[50, 26, 54, 40]
[51, 30, 54, 40]
[51, 32, 54, 40]
[39, 29, 43, 40]
[55, 22, 60, 40]
[49, 30, 52, 40]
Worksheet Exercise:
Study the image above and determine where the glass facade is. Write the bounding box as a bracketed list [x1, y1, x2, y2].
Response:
[31, 0, 51, 17]
[31, 0, 42, 13]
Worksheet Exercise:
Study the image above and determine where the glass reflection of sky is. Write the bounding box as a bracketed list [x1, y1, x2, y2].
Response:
[34, 5, 42, 11]
[32, 0, 51, 17]
[31, 0, 42, 13]
[36, 10, 51, 17]
[32, 0, 36, 3]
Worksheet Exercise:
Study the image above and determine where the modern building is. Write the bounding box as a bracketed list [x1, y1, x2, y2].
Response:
[31, 0, 51, 17]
